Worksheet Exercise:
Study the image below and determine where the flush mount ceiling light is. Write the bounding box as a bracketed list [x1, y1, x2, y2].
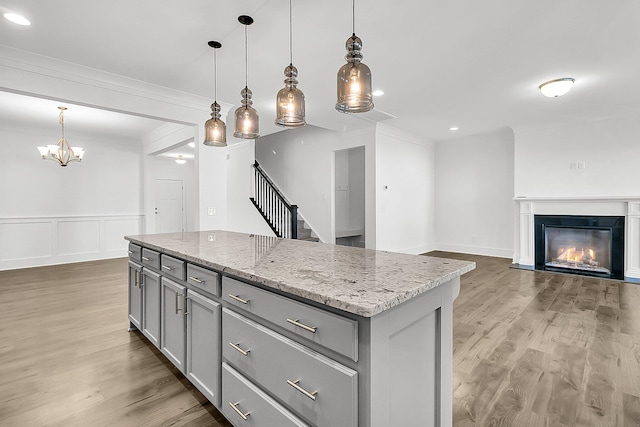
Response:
[336, 0, 373, 113]
[175, 155, 187, 165]
[203, 40, 227, 147]
[37, 106, 84, 167]
[539, 78, 575, 98]
[275, 0, 306, 128]
[3, 12, 31, 26]
[234, 15, 260, 139]
[449, 126, 459, 131]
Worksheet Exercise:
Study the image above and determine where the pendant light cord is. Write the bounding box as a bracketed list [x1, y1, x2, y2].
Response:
[59, 110, 65, 138]
[244, 24, 248, 90]
[352, 0, 356, 35]
[289, 0, 293, 65]
[213, 48, 218, 101]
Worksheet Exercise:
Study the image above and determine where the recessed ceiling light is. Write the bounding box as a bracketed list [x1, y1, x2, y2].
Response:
[175, 155, 187, 165]
[449, 126, 459, 131]
[539, 78, 575, 98]
[4, 13, 31, 26]
[188, 142, 195, 148]
[372, 90, 384, 97]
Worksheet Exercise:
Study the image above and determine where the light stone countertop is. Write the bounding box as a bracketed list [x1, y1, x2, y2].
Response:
[125, 230, 475, 317]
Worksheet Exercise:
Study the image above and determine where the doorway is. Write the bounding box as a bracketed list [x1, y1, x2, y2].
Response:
[155, 179, 184, 233]
[334, 146, 365, 247]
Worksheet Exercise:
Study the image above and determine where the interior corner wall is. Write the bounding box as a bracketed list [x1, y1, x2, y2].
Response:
[0, 126, 144, 270]
[434, 127, 515, 258]
[375, 124, 436, 254]
[514, 113, 640, 198]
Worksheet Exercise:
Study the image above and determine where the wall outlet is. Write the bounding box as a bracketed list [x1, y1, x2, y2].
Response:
[578, 161, 586, 169]
[570, 162, 577, 170]
[207, 207, 216, 216]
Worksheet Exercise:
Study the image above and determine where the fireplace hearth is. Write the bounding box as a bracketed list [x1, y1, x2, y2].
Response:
[534, 215, 625, 279]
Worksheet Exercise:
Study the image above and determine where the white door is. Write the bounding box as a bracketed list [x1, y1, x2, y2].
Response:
[155, 179, 183, 233]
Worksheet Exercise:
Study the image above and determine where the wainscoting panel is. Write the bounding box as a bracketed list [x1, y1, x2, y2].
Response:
[0, 215, 144, 271]
[58, 220, 101, 256]
[0, 221, 52, 261]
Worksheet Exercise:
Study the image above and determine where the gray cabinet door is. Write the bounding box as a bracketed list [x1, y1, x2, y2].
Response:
[161, 277, 186, 373]
[142, 269, 161, 349]
[128, 261, 143, 331]
[186, 290, 221, 407]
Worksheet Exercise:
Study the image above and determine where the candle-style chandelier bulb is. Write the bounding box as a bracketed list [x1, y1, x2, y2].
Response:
[336, 0, 373, 113]
[204, 41, 227, 147]
[234, 15, 260, 139]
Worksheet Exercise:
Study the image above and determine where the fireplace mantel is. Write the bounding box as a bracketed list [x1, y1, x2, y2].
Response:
[514, 197, 640, 282]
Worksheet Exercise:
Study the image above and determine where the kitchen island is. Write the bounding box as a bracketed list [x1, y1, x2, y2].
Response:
[125, 230, 475, 427]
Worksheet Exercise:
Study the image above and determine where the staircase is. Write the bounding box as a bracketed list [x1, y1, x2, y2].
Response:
[250, 161, 318, 242]
[296, 219, 319, 242]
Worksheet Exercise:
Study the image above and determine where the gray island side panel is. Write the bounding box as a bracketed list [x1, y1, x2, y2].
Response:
[125, 230, 475, 317]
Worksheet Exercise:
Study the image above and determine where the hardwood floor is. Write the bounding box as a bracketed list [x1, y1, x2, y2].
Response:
[0, 259, 231, 427]
[0, 255, 639, 426]
[427, 251, 640, 427]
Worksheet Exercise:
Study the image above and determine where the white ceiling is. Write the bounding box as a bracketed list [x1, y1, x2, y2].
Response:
[2, 0, 640, 141]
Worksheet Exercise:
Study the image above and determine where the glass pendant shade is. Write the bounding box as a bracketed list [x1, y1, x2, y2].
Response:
[203, 101, 227, 146]
[203, 41, 227, 147]
[234, 86, 260, 139]
[275, 64, 306, 127]
[336, 34, 373, 113]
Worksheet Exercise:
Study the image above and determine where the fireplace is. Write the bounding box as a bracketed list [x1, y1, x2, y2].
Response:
[534, 215, 625, 279]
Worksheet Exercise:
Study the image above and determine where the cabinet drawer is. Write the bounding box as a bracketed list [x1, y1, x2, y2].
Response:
[128, 243, 141, 262]
[223, 276, 358, 361]
[187, 263, 220, 297]
[222, 363, 308, 427]
[141, 248, 160, 270]
[223, 309, 358, 427]
[160, 254, 186, 282]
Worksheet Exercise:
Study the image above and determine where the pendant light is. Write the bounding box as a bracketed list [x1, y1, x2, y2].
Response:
[234, 15, 260, 139]
[275, 0, 306, 127]
[336, 0, 373, 113]
[37, 106, 85, 167]
[203, 41, 227, 147]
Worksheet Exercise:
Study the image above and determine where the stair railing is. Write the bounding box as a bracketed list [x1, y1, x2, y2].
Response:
[250, 161, 298, 239]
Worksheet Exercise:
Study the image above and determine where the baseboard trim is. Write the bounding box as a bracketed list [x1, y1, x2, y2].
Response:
[435, 243, 513, 259]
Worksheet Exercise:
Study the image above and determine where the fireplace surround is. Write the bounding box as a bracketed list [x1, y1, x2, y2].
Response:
[534, 215, 625, 279]
[516, 197, 640, 283]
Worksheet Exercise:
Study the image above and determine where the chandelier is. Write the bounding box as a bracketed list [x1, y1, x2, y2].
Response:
[37, 106, 84, 167]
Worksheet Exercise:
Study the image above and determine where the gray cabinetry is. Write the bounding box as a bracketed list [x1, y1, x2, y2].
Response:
[161, 277, 186, 373]
[222, 363, 308, 427]
[223, 308, 358, 427]
[141, 269, 161, 348]
[186, 290, 221, 406]
[128, 260, 143, 331]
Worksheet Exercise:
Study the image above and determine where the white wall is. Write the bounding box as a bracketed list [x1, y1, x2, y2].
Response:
[375, 124, 436, 254]
[226, 140, 277, 236]
[0, 125, 144, 269]
[256, 125, 377, 246]
[514, 113, 640, 198]
[435, 127, 515, 258]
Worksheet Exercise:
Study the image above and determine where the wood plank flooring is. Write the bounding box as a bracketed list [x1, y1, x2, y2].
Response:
[426, 251, 640, 427]
[0, 254, 638, 426]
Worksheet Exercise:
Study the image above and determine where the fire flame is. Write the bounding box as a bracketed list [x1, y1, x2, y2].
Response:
[556, 247, 598, 265]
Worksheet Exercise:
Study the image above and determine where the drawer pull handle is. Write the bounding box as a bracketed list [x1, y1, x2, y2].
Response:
[286, 318, 317, 333]
[228, 401, 250, 420]
[161, 265, 173, 271]
[128, 250, 134, 254]
[188, 276, 204, 284]
[229, 342, 250, 356]
[287, 379, 318, 401]
[228, 294, 250, 305]
[141, 256, 151, 261]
